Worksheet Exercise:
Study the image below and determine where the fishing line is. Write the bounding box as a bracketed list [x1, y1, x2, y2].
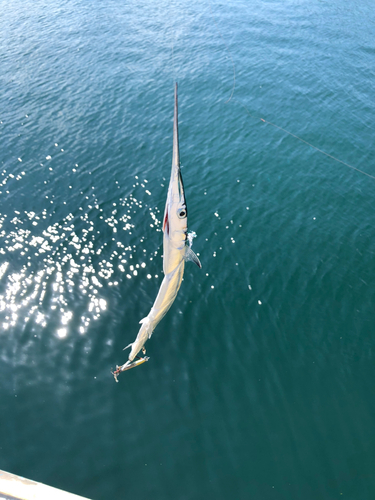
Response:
[206, 2, 374, 181]
[171, 24, 176, 84]
[208, 0, 236, 103]
[236, 101, 375, 181]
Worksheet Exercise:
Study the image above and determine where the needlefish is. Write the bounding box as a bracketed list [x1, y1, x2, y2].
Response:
[113, 83, 201, 381]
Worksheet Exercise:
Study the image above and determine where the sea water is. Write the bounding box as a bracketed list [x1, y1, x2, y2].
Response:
[1, 1, 375, 498]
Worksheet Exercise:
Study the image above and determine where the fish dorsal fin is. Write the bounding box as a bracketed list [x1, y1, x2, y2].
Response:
[185, 246, 202, 268]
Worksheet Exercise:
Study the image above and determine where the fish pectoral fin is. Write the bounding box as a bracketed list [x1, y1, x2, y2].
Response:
[123, 342, 133, 351]
[185, 247, 202, 268]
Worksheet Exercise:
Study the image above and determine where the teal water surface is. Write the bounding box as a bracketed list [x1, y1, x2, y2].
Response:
[1, 1, 375, 499]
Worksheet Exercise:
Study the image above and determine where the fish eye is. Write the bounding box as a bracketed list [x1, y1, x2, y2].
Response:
[178, 208, 187, 218]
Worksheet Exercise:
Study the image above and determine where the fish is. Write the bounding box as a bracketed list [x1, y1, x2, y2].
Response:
[113, 83, 201, 380]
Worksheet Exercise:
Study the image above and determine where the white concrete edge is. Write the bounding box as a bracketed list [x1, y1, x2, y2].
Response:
[0, 470, 92, 500]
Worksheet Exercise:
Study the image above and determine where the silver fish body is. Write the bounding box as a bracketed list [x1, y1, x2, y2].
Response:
[117, 83, 201, 373]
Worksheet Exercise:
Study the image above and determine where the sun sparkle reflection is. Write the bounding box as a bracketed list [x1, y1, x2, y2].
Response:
[0, 176, 162, 341]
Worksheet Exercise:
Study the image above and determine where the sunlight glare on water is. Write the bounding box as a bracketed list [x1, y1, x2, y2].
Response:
[0, 176, 163, 342]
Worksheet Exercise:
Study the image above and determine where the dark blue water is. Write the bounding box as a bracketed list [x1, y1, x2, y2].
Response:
[1, 1, 375, 498]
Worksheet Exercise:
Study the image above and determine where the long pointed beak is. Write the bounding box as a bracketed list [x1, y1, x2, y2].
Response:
[173, 83, 185, 202]
[163, 83, 185, 236]
[173, 83, 180, 170]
